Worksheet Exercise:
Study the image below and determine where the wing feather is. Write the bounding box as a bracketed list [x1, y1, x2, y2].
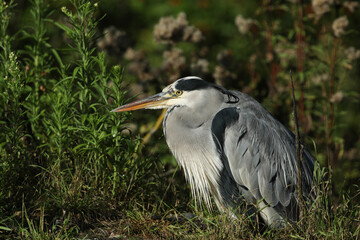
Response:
[213, 98, 315, 220]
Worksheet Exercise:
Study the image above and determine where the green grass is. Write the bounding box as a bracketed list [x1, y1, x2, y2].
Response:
[0, 0, 360, 239]
[8, 184, 360, 239]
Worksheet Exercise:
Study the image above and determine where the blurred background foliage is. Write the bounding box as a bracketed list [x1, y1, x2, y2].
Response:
[1, 0, 360, 237]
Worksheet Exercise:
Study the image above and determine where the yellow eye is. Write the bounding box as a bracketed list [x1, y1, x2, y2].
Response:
[175, 90, 183, 96]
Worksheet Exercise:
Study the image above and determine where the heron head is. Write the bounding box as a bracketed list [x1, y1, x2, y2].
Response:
[111, 76, 221, 113]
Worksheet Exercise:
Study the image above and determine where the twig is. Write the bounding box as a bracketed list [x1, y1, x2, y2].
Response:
[290, 71, 305, 220]
[141, 109, 166, 146]
[133, 109, 166, 158]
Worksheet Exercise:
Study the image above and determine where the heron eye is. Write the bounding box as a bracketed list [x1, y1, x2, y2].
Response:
[175, 90, 183, 96]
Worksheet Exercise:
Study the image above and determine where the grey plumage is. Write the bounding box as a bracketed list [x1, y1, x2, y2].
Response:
[111, 76, 315, 228]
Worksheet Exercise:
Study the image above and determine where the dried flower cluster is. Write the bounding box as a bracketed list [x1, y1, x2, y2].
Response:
[312, 73, 329, 85]
[344, 47, 360, 61]
[124, 48, 154, 83]
[330, 91, 344, 103]
[312, 0, 333, 20]
[213, 50, 237, 86]
[153, 12, 202, 44]
[332, 16, 349, 37]
[8, 51, 20, 75]
[191, 59, 209, 77]
[97, 26, 131, 58]
[234, 14, 254, 34]
[124, 48, 145, 62]
[162, 48, 186, 83]
[343, 1, 359, 13]
[213, 66, 237, 87]
[122, 48, 156, 100]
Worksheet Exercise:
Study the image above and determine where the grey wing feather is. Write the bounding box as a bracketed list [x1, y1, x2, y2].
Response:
[215, 92, 315, 219]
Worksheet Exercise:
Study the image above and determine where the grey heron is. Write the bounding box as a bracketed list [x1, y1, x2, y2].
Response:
[111, 76, 315, 228]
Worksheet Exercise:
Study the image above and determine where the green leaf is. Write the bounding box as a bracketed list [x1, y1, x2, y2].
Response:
[0, 226, 12, 231]
[50, 47, 64, 69]
[53, 21, 73, 35]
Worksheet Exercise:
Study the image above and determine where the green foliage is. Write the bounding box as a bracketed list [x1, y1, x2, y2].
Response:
[0, 0, 159, 237]
[0, 0, 360, 239]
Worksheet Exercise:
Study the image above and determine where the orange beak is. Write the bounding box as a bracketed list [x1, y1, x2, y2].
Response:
[111, 92, 172, 112]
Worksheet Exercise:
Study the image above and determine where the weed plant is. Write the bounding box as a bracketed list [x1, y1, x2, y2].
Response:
[0, 0, 166, 237]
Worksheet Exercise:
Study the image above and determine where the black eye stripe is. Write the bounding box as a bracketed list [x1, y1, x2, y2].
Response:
[175, 78, 210, 91]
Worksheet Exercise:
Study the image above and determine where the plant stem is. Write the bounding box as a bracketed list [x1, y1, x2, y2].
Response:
[290, 71, 305, 220]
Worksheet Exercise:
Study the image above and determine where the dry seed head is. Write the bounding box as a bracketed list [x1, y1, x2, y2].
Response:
[153, 12, 202, 44]
[343, 1, 359, 13]
[332, 16, 349, 37]
[312, 0, 333, 20]
[235, 15, 254, 34]
[344, 47, 360, 61]
[330, 91, 344, 103]
[191, 59, 209, 76]
[312, 73, 329, 85]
